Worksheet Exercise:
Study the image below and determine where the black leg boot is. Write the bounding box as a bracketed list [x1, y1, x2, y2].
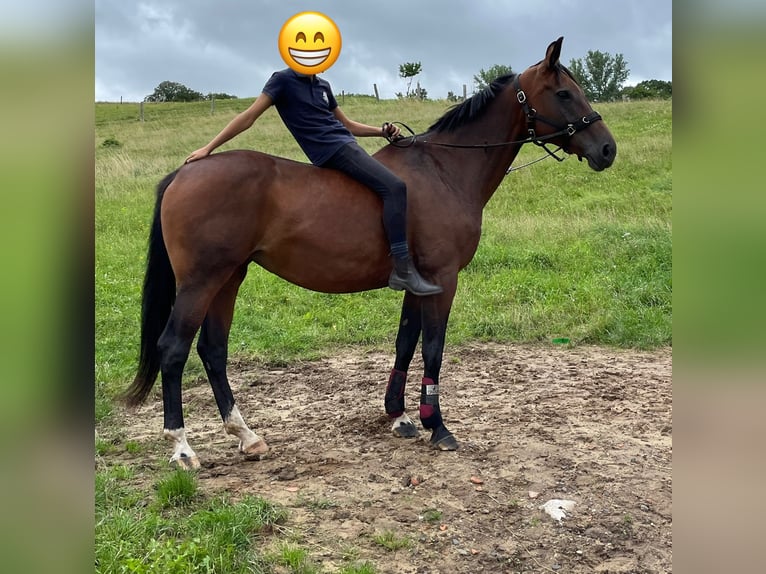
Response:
[388, 256, 443, 296]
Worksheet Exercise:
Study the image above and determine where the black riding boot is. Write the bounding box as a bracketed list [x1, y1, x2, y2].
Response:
[388, 256, 443, 296]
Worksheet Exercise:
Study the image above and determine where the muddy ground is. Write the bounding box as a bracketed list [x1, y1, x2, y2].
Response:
[108, 343, 672, 573]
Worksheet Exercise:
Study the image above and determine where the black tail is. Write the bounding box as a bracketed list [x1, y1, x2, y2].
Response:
[123, 170, 179, 406]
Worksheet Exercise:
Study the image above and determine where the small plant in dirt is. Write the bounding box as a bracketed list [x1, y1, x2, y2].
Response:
[298, 494, 338, 511]
[420, 508, 443, 523]
[156, 469, 198, 507]
[372, 530, 411, 551]
[124, 440, 142, 454]
[340, 544, 361, 562]
[271, 543, 321, 574]
[339, 562, 377, 574]
[619, 512, 635, 539]
[95, 435, 117, 456]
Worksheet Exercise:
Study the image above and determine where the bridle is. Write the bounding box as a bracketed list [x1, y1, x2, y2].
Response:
[512, 74, 602, 163]
[387, 72, 603, 172]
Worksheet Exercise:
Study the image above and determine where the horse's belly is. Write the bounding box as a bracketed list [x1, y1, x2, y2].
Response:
[253, 233, 392, 294]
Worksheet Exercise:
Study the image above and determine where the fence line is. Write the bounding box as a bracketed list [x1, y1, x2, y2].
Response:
[129, 86, 473, 123]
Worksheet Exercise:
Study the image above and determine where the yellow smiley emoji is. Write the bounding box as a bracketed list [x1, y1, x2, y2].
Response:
[278, 11, 342, 74]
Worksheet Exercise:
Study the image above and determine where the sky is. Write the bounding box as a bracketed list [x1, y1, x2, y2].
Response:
[94, 0, 672, 102]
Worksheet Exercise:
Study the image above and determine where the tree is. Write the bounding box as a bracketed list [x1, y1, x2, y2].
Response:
[398, 62, 422, 97]
[621, 79, 672, 100]
[144, 81, 205, 103]
[473, 64, 513, 91]
[207, 92, 237, 100]
[568, 50, 629, 102]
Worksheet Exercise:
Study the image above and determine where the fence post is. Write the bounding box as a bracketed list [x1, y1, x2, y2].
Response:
[373, 83, 380, 101]
[463, 84, 467, 100]
[341, 90, 345, 104]
[210, 97, 215, 115]
[139, 101, 144, 122]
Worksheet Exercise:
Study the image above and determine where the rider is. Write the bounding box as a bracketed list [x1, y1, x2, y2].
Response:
[186, 68, 443, 297]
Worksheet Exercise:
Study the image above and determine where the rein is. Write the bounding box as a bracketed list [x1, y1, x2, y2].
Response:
[386, 73, 603, 174]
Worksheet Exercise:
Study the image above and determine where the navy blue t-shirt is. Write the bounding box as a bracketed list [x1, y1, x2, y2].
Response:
[262, 69, 355, 166]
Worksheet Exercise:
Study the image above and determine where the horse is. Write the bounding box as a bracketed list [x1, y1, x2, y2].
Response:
[124, 37, 616, 469]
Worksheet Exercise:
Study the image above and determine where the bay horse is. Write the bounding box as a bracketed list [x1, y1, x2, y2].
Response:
[124, 37, 616, 469]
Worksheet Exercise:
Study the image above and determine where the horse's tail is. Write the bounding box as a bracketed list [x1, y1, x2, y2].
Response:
[123, 170, 179, 406]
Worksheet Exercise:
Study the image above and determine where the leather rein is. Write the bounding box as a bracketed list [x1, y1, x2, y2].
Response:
[386, 73, 603, 173]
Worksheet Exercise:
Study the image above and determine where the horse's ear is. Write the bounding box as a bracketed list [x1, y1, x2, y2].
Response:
[545, 36, 564, 69]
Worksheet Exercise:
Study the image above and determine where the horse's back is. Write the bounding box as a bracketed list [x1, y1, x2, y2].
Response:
[161, 150, 391, 292]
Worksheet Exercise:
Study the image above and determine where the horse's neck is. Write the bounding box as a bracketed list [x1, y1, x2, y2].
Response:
[423, 98, 526, 208]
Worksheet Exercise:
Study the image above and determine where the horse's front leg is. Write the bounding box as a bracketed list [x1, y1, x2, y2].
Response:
[419, 276, 459, 451]
[386, 292, 423, 438]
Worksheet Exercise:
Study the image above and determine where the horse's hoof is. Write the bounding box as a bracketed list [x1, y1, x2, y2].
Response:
[170, 453, 201, 470]
[392, 421, 419, 439]
[241, 438, 269, 460]
[430, 426, 459, 451]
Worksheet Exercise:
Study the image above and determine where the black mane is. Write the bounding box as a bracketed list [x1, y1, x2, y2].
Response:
[428, 73, 517, 133]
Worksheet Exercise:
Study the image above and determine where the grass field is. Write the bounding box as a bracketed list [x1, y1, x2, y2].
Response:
[95, 95, 671, 573]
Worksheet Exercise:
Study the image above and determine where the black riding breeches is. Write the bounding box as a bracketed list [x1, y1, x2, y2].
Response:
[321, 142, 408, 250]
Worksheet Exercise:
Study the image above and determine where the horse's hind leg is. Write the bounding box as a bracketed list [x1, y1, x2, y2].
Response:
[159, 282, 224, 469]
[197, 265, 268, 459]
[387, 292, 422, 438]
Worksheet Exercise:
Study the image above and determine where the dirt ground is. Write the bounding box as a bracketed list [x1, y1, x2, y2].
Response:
[110, 343, 672, 573]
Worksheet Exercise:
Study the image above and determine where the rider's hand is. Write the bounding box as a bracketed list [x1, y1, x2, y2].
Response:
[382, 122, 401, 140]
[185, 147, 211, 164]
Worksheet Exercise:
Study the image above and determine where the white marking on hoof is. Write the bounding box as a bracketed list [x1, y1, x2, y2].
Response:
[164, 428, 200, 469]
[391, 413, 419, 438]
[224, 405, 269, 459]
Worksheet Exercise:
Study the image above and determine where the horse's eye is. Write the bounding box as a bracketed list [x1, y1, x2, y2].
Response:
[557, 90, 571, 100]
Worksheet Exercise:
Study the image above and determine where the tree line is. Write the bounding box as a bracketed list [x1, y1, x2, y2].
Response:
[471, 51, 670, 101]
[147, 50, 670, 103]
[144, 81, 236, 103]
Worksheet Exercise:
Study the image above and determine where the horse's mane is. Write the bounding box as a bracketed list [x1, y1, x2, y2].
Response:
[428, 73, 517, 133]
[427, 64, 581, 134]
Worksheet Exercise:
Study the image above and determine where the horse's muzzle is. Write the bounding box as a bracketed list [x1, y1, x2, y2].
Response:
[583, 140, 617, 171]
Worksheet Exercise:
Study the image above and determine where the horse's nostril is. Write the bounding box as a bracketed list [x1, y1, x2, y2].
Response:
[603, 143, 615, 159]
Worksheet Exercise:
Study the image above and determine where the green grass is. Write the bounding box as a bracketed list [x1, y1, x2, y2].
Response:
[371, 530, 412, 552]
[270, 544, 322, 574]
[155, 469, 199, 508]
[338, 562, 377, 574]
[95, 465, 287, 574]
